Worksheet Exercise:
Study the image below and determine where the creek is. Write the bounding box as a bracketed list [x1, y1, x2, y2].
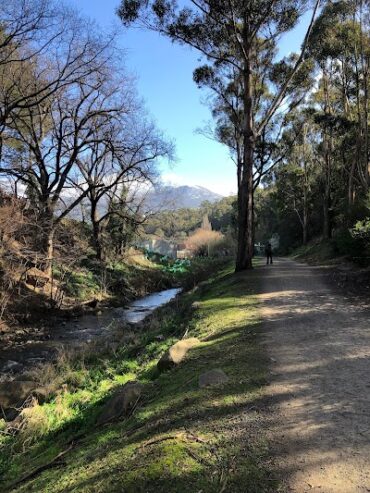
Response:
[0, 287, 182, 379]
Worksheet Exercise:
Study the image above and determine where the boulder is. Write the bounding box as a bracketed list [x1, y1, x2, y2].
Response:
[157, 338, 200, 372]
[97, 381, 143, 425]
[0, 381, 37, 409]
[0, 381, 47, 420]
[199, 369, 229, 388]
[2, 360, 23, 373]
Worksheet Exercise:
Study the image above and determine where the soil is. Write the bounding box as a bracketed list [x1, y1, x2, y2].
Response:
[258, 258, 370, 492]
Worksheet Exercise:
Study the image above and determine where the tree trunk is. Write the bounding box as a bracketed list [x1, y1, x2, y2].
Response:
[322, 68, 333, 240]
[322, 147, 332, 240]
[303, 186, 308, 245]
[91, 201, 103, 261]
[348, 155, 356, 210]
[38, 203, 55, 277]
[235, 37, 254, 272]
[323, 190, 331, 240]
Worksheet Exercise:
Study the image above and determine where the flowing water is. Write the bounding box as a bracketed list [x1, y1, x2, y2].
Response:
[0, 287, 182, 378]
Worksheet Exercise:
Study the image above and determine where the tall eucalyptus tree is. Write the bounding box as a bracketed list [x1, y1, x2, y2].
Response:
[118, 0, 321, 270]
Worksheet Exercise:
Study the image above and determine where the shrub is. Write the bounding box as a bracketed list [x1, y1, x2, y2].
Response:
[333, 228, 367, 258]
[184, 229, 223, 256]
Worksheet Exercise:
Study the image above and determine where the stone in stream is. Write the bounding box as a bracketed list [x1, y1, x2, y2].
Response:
[2, 360, 23, 373]
[198, 369, 229, 388]
[157, 338, 200, 372]
[96, 381, 143, 425]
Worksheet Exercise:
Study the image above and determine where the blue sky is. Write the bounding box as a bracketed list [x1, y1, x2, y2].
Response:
[68, 0, 311, 196]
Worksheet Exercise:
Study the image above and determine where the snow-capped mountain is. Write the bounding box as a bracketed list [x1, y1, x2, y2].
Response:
[143, 184, 222, 211]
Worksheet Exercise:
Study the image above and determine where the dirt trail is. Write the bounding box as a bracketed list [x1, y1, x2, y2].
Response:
[258, 258, 370, 493]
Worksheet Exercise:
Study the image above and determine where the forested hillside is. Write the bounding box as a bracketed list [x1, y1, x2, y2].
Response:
[143, 196, 236, 238]
[254, 2, 370, 260]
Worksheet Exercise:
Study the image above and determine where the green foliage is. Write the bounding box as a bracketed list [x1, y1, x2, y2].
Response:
[291, 239, 335, 264]
[352, 219, 370, 239]
[144, 196, 237, 239]
[61, 269, 101, 299]
[144, 250, 191, 274]
[333, 229, 368, 262]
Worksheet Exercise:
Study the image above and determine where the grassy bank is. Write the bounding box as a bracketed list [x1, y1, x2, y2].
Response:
[291, 233, 370, 267]
[53, 252, 228, 304]
[291, 239, 337, 265]
[1, 263, 275, 493]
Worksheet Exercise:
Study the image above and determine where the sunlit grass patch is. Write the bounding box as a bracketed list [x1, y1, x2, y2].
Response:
[3, 263, 277, 493]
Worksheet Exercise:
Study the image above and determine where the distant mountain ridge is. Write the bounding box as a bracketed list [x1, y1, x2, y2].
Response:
[144, 184, 222, 211]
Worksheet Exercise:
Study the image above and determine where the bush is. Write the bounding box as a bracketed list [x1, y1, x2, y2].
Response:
[352, 218, 370, 240]
[333, 228, 367, 258]
[184, 229, 223, 256]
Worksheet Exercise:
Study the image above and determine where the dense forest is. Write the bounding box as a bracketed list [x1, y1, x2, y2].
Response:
[254, 1, 370, 259]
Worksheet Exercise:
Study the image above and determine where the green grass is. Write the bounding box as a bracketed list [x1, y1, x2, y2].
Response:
[52, 257, 167, 302]
[291, 233, 370, 267]
[291, 238, 336, 264]
[52, 254, 228, 303]
[1, 263, 276, 493]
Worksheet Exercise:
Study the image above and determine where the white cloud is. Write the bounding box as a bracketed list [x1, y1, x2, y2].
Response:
[160, 171, 237, 196]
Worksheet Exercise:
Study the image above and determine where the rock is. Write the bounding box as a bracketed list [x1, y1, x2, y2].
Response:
[2, 360, 23, 373]
[26, 357, 45, 364]
[154, 334, 165, 341]
[0, 381, 47, 419]
[85, 299, 99, 309]
[199, 369, 229, 388]
[157, 338, 200, 372]
[97, 381, 143, 425]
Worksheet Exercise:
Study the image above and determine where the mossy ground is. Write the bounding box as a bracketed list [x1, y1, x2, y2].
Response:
[1, 263, 276, 493]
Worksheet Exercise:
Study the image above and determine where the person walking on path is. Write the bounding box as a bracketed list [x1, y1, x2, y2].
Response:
[265, 242, 273, 265]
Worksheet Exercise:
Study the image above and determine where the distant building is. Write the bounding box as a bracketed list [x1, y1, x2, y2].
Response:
[201, 214, 212, 231]
[177, 248, 194, 259]
[138, 238, 177, 258]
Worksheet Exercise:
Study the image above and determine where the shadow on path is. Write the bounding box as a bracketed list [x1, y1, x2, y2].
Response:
[259, 258, 370, 493]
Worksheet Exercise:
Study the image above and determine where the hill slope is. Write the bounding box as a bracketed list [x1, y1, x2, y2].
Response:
[144, 185, 223, 210]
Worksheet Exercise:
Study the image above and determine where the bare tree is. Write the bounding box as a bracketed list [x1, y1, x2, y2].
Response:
[0, 47, 125, 274]
[76, 111, 173, 260]
[0, 0, 116, 159]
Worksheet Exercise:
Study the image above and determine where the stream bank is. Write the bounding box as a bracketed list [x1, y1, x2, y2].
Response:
[0, 287, 182, 380]
[0, 258, 227, 381]
[1, 260, 275, 493]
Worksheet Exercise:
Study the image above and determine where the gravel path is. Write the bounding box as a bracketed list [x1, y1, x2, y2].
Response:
[258, 258, 370, 493]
